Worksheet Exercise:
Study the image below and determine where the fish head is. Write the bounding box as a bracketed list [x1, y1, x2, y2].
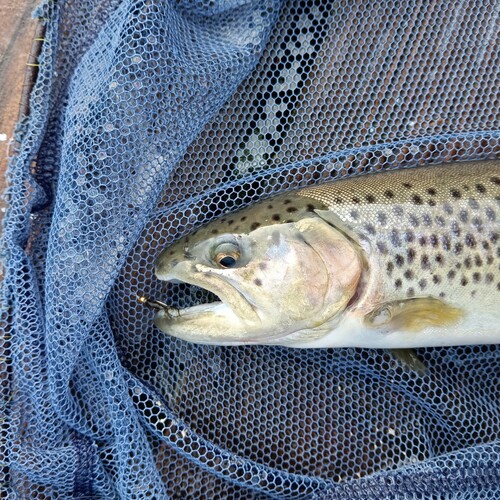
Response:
[154, 216, 364, 345]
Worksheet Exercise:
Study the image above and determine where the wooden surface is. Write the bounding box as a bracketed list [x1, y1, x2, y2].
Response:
[0, 0, 39, 213]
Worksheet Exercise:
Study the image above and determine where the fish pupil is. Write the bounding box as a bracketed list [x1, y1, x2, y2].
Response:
[219, 255, 237, 268]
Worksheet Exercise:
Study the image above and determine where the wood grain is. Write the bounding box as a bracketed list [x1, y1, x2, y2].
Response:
[0, 0, 39, 213]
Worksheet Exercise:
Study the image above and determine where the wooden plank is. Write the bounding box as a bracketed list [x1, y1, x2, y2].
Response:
[0, 0, 39, 213]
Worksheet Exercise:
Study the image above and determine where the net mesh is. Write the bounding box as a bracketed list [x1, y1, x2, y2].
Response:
[2, 0, 499, 498]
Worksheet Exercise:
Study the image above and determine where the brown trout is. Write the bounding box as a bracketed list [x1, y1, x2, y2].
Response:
[153, 160, 500, 351]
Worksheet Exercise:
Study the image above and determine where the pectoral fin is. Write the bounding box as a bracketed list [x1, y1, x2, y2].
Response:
[364, 297, 463, 332]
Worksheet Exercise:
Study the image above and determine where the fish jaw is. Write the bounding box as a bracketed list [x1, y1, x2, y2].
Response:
[154, 302, 256, 345]
[155, 259, 263, 327]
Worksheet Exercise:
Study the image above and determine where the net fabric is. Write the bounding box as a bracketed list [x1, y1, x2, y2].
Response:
[2, 0, 499, 498]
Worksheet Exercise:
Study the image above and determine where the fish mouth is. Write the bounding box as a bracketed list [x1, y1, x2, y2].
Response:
[152, 269, 262, 326]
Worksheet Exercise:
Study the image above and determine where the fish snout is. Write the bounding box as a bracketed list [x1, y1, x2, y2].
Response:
[154, 253, 181, 280]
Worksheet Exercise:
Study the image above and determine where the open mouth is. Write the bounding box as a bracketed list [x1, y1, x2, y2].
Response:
[140, 282, 222, 316]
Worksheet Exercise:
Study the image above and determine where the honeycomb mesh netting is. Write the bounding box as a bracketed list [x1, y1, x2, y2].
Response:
[1, 0, 499, 497]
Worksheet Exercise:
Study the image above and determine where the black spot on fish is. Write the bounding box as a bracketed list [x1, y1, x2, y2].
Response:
[241, 216, 247, 222]
[428, 199, 436, 206]
[490, 232, 499, 244]
[451, 221, 461, 237]
[418, 236, 427, 246]
[454, 243, 463, 255]
[334, 197, 343, 204]
[169, 250, 175, 256]
[489, 176, 500, 185]
[439, 292, 446, 298]
[350, 210, 359, 220]
[211, 229, 219, 234]
[487, 256, 494, 265]
[421, 255, 430, 269]
[377, 212, 388, 225]
[395, 278, 402, 289]
[461, 277, 468, 286]
[250, 222, 261, 230]
[409, 215, 419, 227]
[407, 287, 415, 297]
[412, 194, 423, 205]
[227, 219, 234, 225]
[392, 205, 404, 217]
[448, 270, 456, 280]
[259, 262, 267, 270]
[441, 235, 451, 250]
[473, 272, 481, 283]
[464, 257, 472, 269]
[306, 204, 315, 212]
[395, 254, 405, 267]
[284, 199, 292, 205]
[465, 233, 476, 248]
[443, 203, 453, 215]
[404, 230, 415, 243]
[393, 206, 404, 216]
[386, 262, 394, 274]
[430, 234, 439, 247]
[433, 274, 441, 284]
[365, 194, 376, 203]
[377, 241, 389, 254]
[469, 199, 479, 210]
[472, 217, 483, 231]
[436, 216, 445, 227]
[404, 269, 414, 280]
[384, 190, 394, 199]
[418, 279, 427, 290]
[286, 206, 298, 213]
[272, 214, 281, 221]
[407, 248, 416, 263]
[474, 255, 483, 267]
[422, 214, 432, 226]
[482, 241, 490, 250]
[485, 207, 495, 221]
[402, 182, 412, 189]
[267, 204, 273, 210]
[459, 210, 469, 223]
[365, 223, 376, 235]
[254, 278, 263, 286]
[352, 197, 361, 204]
[485, 273, 493, 283]
[390, 229, 401, 247]
[450, 189, 461, 199]
[435, 253, 444, 266]
[427, 188, 437, 196]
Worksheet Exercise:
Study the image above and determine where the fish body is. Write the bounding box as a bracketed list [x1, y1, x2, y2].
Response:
[154, 160, 500, 349]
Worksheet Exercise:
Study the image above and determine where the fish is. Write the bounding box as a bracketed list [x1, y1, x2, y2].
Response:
[152, 160, 500, 361]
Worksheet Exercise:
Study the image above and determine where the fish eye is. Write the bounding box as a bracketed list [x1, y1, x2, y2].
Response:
[212, 242, 241, 269]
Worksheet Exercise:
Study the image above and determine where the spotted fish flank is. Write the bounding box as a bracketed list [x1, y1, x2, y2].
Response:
[153, 160, 500, 350]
